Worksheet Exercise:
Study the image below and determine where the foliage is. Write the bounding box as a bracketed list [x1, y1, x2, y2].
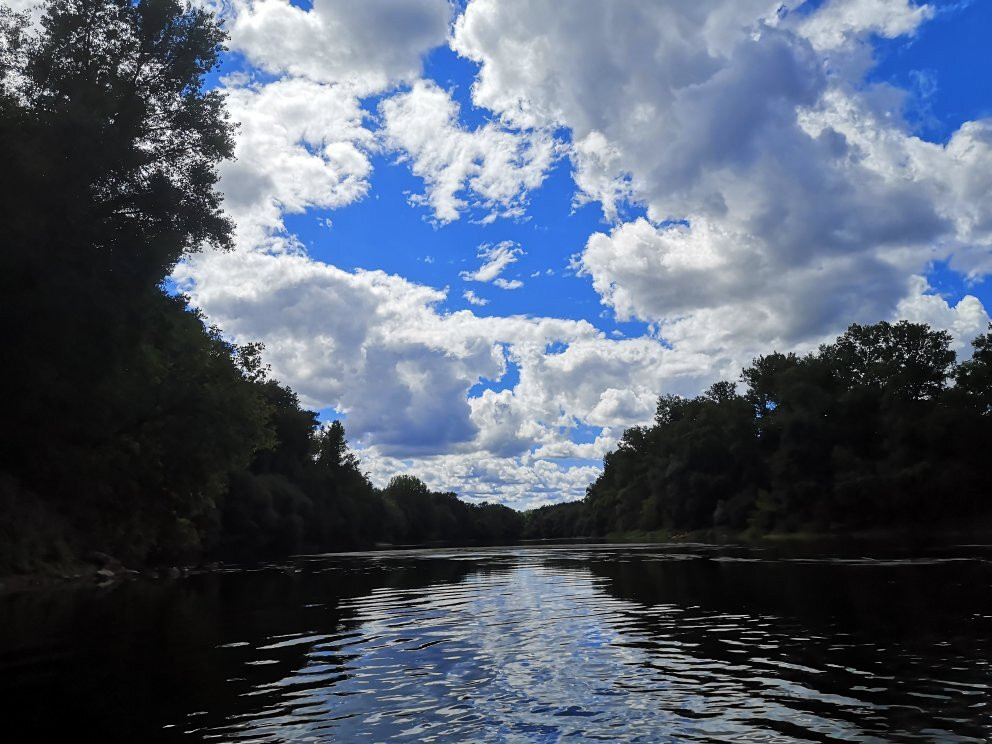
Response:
[0, 0, 254, 565]
[0, 0, 523, 573]
[537, 321, 992, 539]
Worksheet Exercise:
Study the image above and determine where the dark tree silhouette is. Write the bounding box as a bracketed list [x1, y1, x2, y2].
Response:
[539, 321, 992, 540]
[0, 0, 525, 573]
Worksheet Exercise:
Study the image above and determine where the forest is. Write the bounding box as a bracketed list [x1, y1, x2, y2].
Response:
[527, 319, 992, 540]
[3, 0, 990, 576]
[0, 0, 522, 574]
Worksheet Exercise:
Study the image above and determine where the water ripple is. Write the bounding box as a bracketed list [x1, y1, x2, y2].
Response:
[183, 547, 992, 742]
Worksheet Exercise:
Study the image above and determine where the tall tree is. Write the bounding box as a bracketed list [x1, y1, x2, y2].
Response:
[564, 320, 991, 540]
[954, 324, 992, 413]
[0, 0, 263, 565]
[821, 321, 955, 401]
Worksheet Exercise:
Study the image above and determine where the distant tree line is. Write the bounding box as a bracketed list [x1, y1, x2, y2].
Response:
[526, 320, 992, 539]
[0, 0, 521, 573]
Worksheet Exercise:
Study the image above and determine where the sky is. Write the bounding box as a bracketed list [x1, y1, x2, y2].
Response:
[40, 0, 992, 508]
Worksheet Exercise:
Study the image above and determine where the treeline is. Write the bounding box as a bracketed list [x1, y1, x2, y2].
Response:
[528, 320, 992, 539]
[5, 1, 988, 575]
[0, 0, 520, 573]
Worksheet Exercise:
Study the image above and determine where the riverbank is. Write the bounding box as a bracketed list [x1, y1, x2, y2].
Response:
[8, 520, 992, 593]
[0, 553, 216, 594]
[604, 520, 992, 547]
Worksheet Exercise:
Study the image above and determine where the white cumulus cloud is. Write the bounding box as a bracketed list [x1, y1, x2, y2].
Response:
[454, 0, 991, 374]
[460, 240, 524, 283]
[175, 246, 724, 505]
[379, 80, 558, 223]
[797, 0, 934, 51]
[226, 0, 452, 94]
[463, 290, 489, 306]
[219, 78, 374, 249]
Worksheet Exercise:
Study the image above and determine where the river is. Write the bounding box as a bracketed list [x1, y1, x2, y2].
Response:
[2, 542, 991, 741]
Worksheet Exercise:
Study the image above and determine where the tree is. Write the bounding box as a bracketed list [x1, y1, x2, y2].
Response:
[10, 0, 232, 262]
[552, 320, 991, 539]
[821, 321, 954, 401]
[741, 352, 800, 419]
[316, 421, 361, 474]
[954, 324, 992, 413]
[0, 0, 528, 570]
[0, 0, 254, 565]
[1, 0, 234, 435]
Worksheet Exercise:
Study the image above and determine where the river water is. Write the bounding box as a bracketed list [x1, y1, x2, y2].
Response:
[2, 543, 991, 742]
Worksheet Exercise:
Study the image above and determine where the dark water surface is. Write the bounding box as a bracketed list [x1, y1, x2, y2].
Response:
[2, 543, 992, 742]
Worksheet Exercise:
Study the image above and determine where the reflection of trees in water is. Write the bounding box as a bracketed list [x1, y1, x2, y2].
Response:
[0, 557, 491, 741]
[581, 553, 992, 740]
[584, 552, 992, 637]
[4, 552, 992, 741]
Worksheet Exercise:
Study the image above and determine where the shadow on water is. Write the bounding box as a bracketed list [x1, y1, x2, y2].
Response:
[578, 544, 992, 637]
[574, 544, 992, 741]
[0, 555, 492, 741]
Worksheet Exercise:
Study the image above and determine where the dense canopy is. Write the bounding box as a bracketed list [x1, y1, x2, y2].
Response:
[527, 320, 992, 539]
[0, 0, 520, 573]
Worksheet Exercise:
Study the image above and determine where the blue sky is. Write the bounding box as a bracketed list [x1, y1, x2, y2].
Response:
[166, 0, 992, 508]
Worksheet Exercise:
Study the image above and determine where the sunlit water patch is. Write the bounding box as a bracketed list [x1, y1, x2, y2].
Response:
[2, 544, 992, 742]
